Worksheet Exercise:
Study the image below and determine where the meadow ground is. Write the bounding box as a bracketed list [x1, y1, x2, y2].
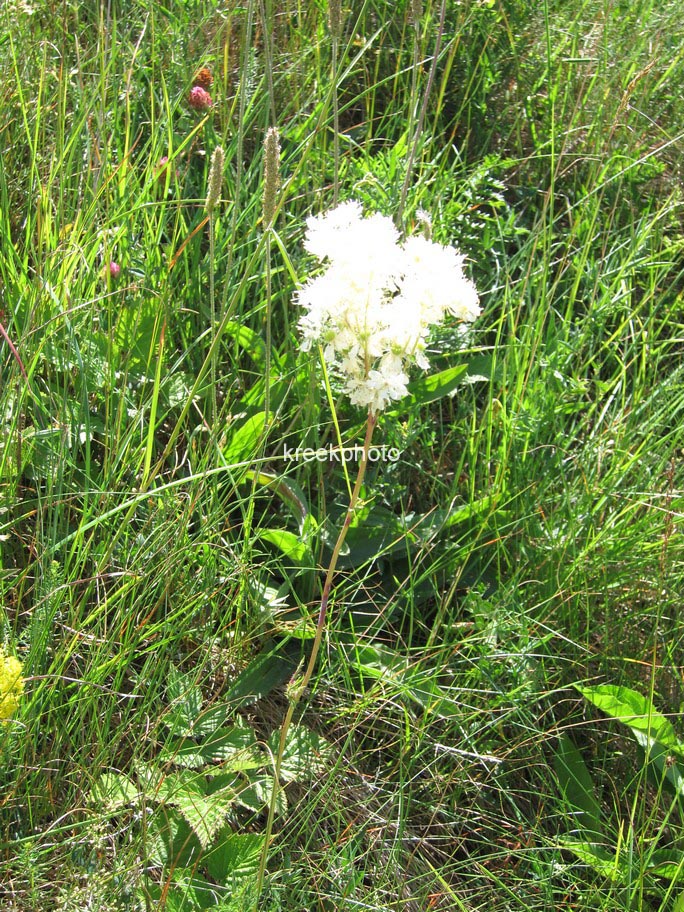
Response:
[1, 1, 683, 909]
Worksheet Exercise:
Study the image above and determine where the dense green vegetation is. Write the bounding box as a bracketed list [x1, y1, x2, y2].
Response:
[1, 0, 683, 909]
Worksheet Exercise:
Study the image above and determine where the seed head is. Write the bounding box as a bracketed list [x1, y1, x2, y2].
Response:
[328, 0, 342, 39]
[205, 146, 225, 214]
[262, 127, 281, 227]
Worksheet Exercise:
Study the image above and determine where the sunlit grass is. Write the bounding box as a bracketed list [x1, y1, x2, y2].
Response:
[1, 0, 683, 910]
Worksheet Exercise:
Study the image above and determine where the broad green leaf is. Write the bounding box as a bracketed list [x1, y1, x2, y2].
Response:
[235, 774, 287, 816]
[559, 838, 625, 882]
[204, 831, 265, 886]
[244, 470, 313, 535]
[405, 364, 469, 405]
[224, 642, 299, 708]
[187, 704, 229, 739]
[158, 771, 236, 849]
[144, 867, 224, 910]
[225, 321, 268, 366]
[341, 641, 462, 720]
[114, 298, 161, 372]
[553, 734, 604, 839]
[165, 665, 203, 736]
[222, 412, 268, 465]
[631, 729, 684, 798]
[334, 504, 407, 567]
[259, 528, 313, 567]
[403, 494, 496, 543]
[576, 684, 683, 753]
[645, 848, 684, 880]
[145, 806, 202, 868]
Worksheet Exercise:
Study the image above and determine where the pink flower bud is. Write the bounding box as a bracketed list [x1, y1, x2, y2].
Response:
[108, 261, 121, 280]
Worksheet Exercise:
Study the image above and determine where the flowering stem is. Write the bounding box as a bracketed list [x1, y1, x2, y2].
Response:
[254, 408, 378, 905]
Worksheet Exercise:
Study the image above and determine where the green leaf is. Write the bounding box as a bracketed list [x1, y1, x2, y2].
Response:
[553, 734, 604, 839]
[222, 413, 267, 465]
[405, 363, 469, 405]
[559, 838, 625, 882]
[234, 774, 287, 816]
[259, 528, 313, 567]
[165, 665, 204, 736]
[204, 831, 265, 887]
[145, 807, 202, 868]
[114, 298, 161, 373]
[160, 725, 260, 770]
[89, 773, 139, 810]
[334, 504, 407, 568]
[575, 684, 683, 753]
[158, 771, 236, 849]
[403, 494, 496, 543]
[144, 867, 225, 910]
[645, 848, 684, 880]
[268, 725, 333, 783]
[631, 729, 684, 798]
[244, 471, 314, 535]
[224, 642, 299, 708]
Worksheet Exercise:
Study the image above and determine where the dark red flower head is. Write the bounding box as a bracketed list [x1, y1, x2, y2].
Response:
[188, 85, 212, 111]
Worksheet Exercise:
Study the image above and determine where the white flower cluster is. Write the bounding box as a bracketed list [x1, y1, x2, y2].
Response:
[295, 201, 480, 413]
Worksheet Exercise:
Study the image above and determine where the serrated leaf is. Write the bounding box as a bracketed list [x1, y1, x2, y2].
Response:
[145, 806, 202, 868]
[144, 867, 223, 910]
[166, 665, 204, 736]
[234, 775, 287, 816]
[268, 725, 333, 783]
[158, 771, 237, 849]
[160, 725, 260, 770]
[90, 773, 139, 810]
[205, 831, 265, 886]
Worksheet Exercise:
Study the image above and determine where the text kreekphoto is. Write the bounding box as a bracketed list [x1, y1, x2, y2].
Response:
[282, 443, 401, 463]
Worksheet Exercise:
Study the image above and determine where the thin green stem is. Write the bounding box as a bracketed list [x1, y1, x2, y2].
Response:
[254, 408, 378, 905]
[209, 210, 217, 424]
[331, 33, 340, 206]
[397, 0, 447, 226]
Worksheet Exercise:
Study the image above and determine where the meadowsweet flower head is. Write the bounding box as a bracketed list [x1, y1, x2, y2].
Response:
[0, 650, 24, 722]
[188, 85, 212, 111]
[295, 201, 480, 414]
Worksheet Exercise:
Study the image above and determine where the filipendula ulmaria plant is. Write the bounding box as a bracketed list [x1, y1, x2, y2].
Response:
[255, 200, 480, 903]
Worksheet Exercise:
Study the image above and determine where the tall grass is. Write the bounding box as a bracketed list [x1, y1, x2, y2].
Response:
[1, 0, 683, 910]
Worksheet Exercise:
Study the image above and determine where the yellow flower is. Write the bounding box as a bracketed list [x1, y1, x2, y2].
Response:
[0, 651, 24, 721]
